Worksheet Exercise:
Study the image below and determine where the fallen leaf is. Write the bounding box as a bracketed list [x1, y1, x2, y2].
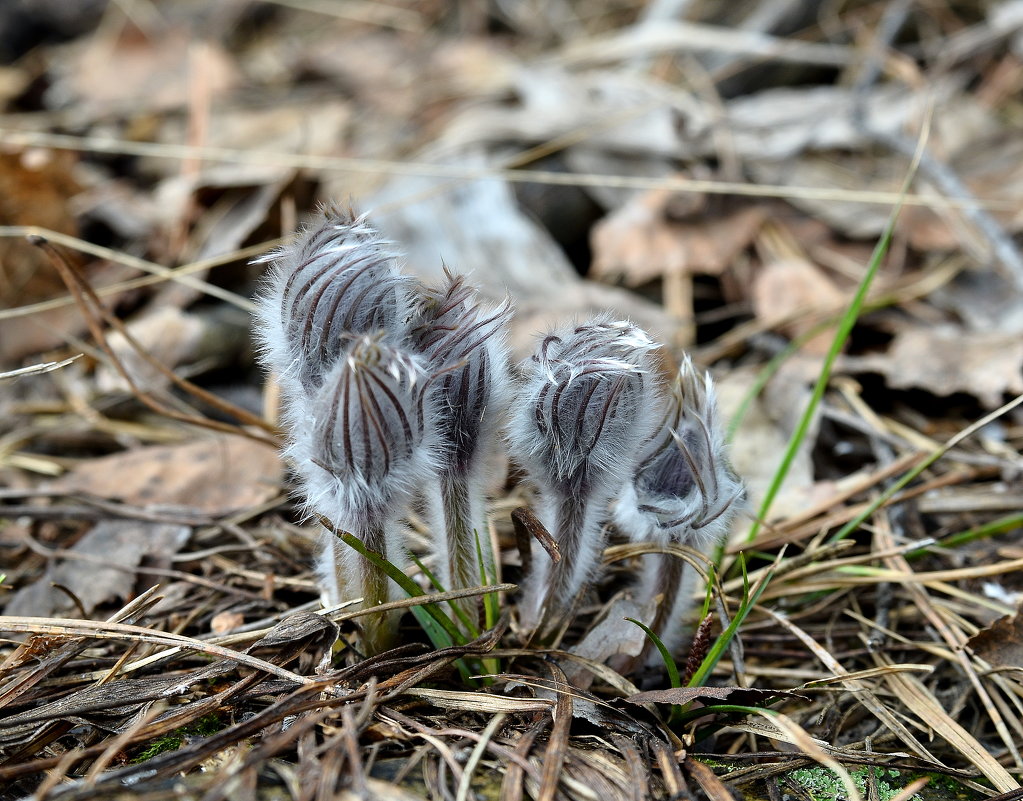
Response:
[95, 305, 250, 394]
[851, 324, 1023, 408]
[4, 521, 190, 617]
[53, 27, 238, 115]
[967, 604, 1023, 668]
[211, 611, 245, 635]
[590, 187, 766, 286]
[46, 435, 283, 515]
[751, 259, 847, 355]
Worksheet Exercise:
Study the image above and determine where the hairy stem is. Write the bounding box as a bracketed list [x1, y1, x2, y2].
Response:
[352, 520, 399, 655]
[435, 468, 485, 631]
[527, 475, 610, 642]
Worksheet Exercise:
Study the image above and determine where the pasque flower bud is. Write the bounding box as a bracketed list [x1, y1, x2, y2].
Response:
[508, 317, 659, 639]
[615, 356, 743, 655]
[411, 273, 512, 626]
[254, 206, 412, 400]
[290, 335, 434, 654]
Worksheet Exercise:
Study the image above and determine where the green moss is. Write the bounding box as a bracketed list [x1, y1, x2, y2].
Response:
[782, 766, 920, 801]
[132, 713, 225, 763]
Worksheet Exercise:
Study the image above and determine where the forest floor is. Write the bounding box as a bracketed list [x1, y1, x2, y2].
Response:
[1, 2, 1023, 800]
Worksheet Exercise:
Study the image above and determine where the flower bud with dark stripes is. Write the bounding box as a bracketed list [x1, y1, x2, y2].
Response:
[411, 273, 512, 627]
[508, 317, 659, 638]
[615, 356, 743, 655]
[291, 335, 435, 654]
[254, 206, 412, 401]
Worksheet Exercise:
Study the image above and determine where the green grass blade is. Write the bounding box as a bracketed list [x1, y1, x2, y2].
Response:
[687, 550, 782, 688]
[626, 617, 681, 689]
[409, 552, 478, 640]
[743, 119, 930, 543]
[321, 518, 465, 645]
[910, 512, 1023, 557]
[475, 529, 500, 632]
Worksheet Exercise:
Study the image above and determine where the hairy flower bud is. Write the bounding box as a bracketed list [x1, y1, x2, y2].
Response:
[509, 317, 659, 638]
[412, 273, 513, 474]
[618, 356, 742, 546]
[288, 335, 434, 655]
[254, 206, 412, 399]
[615, 356, 743, 657]
[410, 273, 512, 625]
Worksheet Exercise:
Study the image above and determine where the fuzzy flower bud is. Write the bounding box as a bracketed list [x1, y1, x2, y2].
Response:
[618, 355, 742, 546]
[254, 206, 412, 399]
[290, 335, 435, 654]
[509, 317, 659, 638]
[410, 273, 512, 626]
[615, 355, 743, 656]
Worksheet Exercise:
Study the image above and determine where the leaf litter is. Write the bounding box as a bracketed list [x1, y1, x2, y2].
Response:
[1, 2, 1023, 800]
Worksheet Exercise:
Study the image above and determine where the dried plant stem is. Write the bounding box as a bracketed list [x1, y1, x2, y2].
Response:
[645, 552, 685, 650]
[30, 235, 278, 442]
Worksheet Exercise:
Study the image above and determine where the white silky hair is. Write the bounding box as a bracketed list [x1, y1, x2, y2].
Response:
[410, 273, 513, 608]
[252, 206, 413, 406]
[287, 337, 440, 609]
[507, 316, 661, 633]
[252, 208, 427, 621]
[613, 356, 744, 657]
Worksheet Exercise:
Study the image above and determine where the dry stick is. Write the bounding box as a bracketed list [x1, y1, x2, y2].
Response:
[762, 607, 939, 763]
[746, 464, 979, 551]
[499, 718, 547, 801]
[29, 235, 279, 441]
[831, 392, 1023, 543]
[2, 129, 1016, 212]
[82, 701, 168, 785]
[0, 617, 310, 685]
[537, 660, 573, 801]
[0, 586, 164, 711]
[610, 733, 649, 801]
[456, 712, 508, 801]
[874, 652, 1019, 793]
[0, 227, 278, 322]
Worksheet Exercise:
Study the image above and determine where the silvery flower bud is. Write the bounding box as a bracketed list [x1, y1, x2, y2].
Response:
[614, 356, 743, 661]
[509, 317, 660, 636]
[296, 335, 432, 523]
[284, 334, 436, 654]
[254, 206, 412, 399]
[513, 318, 657, 486]
[617, 355, 742, 547]
[410, 273, 512, 623]
[412, 273, 512, 470]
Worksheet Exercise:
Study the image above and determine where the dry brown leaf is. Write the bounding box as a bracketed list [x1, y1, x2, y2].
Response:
[95, 306, 247, 394]
[55, 27, 238, 114]
[967, 604, 1023, 668]
[853, 324, 1023, 408]
[751, 259, 846, 355]
[46, 435, 283, 515]
[4, 521, 190, 617]
[590, 187, 766, 286]
[210, 611, 246, 635]
[570, 598, 653, 672]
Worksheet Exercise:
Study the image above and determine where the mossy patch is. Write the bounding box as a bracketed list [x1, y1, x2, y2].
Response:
[132, 713, 225, 763]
